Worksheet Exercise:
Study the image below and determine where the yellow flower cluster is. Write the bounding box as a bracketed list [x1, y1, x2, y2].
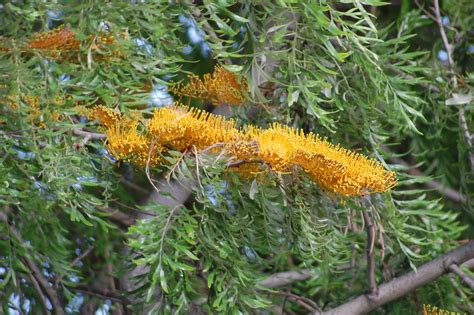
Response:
[105, 116, 161, 166]
[89, 106, 122, 129]
[93, 105, 396, 196]
[257, 124, 396, 196]
[422, 304, 466, 315]
[147, 106, 240, 151]
[171, 66, 248, 105]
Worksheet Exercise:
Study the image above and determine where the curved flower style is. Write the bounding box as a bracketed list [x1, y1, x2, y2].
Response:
[93, 105, 396, 196]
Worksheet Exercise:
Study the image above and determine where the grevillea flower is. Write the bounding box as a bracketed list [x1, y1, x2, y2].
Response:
[171, 66, 248, 105]
[0, 25, 126, 61]
[94, 104, 396, 196]
[104, 114, 161, 166]
[146, 105, 240, 151]
[90, 105, 122, 129]
[27, 25, 80, 59]
[28, 25, 80, 50]
[246, 125, 297, 171]
[258, 124, 397, 196]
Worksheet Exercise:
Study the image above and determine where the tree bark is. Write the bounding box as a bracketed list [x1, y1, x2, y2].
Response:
[320, 240, 474, 315]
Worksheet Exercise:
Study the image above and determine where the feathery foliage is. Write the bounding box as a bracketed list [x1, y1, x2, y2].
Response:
[0, 1, 472, 314]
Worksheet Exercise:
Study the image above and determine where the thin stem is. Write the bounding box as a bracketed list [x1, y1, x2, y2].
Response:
[24, 266, 51, 315]
[0, 211, 65, 315]
[432, 0, 474, 173]
[145, 141, 161, 194]
[72, 128, 106, 140]
[270, 291, 319, 313]
[448, 263, 474, 290]
[362, 210, 378, 296]
[259, 269, 312, 288]
[432, 0, 454, 68]
[68, 286, 130, 304]
[71, 246, 94, 268]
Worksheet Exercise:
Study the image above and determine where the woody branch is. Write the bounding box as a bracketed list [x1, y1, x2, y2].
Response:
[317, 240, 474, 315]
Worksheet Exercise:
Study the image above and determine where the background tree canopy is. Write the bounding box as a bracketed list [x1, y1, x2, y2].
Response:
[0, 0, 473, 314]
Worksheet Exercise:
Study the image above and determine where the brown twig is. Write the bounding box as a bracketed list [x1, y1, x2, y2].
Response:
[72, 128, 106, 140]
[270, 291, 319, 313]
[68, 285, 130, 304]
[97, 206, 135, 227]
[71, 246, 94, 268]
[118, 177, 150, 195]
[0, 211, 65, 315]
[24, 264, 51, 315]
[259, 269, 312, 288]
[362, 210, 378, 296]
[448, 263, 474, 290]
[53, 246, 95, 290]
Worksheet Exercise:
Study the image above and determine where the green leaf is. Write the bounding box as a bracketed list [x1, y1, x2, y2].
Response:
[445, 93, 472, 106]
[249, 178, 258, 200]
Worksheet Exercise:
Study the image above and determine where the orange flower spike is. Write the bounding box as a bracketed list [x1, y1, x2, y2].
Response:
[101, 103, 396, 196]
[23, 25, 125, 61]
[27, 25, 80, 58]
[210, 66, 248, 105]
[172, 65, 248, 105]
[293, 131, 397, 196]
[187, 106, 241, 148]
